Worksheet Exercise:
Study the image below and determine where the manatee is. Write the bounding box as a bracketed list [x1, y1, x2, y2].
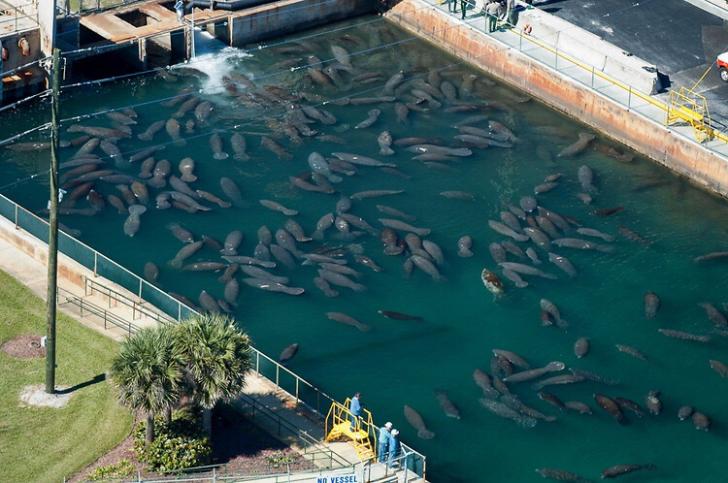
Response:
[553, 238, 613, 253]
[576, 227, 613, 242]
[326, 312, 370, 332]
[473, 369, 500, 399]
[178, 157, 197, 182]
[694, 251, 728, 263]
[577, 165, 597, 193]
[122, 205, 146, 237]
[222, 255, 276, 268]
[492, 349, 529, 369]
[499, 262, 557, 280]
[278, 343, 299, 363]
[260, 199, 297, 216]
[318, 269, 365, 292]
[138, 120, 165, 141]
[331, 152, 396, 168]
[564, 401, 592, 415]
[230, 132, 249, 160]
[223, 278, 239, 306]
[216, 177, 242, 207]
[457, 236, 474, 257]
[502, 269, 528, 288]
[574, 337, 590, 358]
[698, 302, 727, 327]
[239, 265, 288, 284]
[167, 223, 194, 244]
[376, 204, 415, 222]
[198, 290, 220, 314]
[540, 299, 568, 328]
[378, 310, 422, 321]
[377, 131, 394, 156]
[532, 374, 585, 391]
[440, 191, 475, 201]
[526, 247, 542, 265]
[644, 292, 660, 319]
[658, 329, 710, 343]
[378, 218, 430, 236]
[645, 390, 662, 415]
[692, 411, 710, 431]
[220, 230, 244, 256]
[524, 227, 552, 251]
[403, 405, 435, 439]
[538, 391, 566, 411]
[242, 278, 304, 295]
[677, 405, 694, 421]
[503, 362, 564, 383]
[351, 190, 404, 201]
[480, 398, 537, 428]
[557, 132, 595, 158]
[616, 344, 647, 361]
[709, 359, 728, 377]
[354, 255, 382, 272]
[143, 262, 159, 283]
[615, 397, 644, 418]
[488, 220, 528, 242]
[313, 276, 339, 298]
[601, 464, 656, 479]
[594, 393, 625, 424]
[434, 390, 461, 419]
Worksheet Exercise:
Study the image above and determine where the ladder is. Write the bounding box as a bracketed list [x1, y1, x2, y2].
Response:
[325, 398, 377, 462]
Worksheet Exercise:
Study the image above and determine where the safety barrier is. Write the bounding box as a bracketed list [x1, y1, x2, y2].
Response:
[415, 0, 728, 147]
[325, 398, 377, 462]
[0, 0, 39, 33]
[57, 286, 140, 335]
[0, 191, 428, 480]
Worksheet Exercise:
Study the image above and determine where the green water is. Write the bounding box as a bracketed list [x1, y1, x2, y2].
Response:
[2, 16, 728, 482]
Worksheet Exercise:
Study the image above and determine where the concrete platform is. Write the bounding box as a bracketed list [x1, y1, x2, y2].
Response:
[534, 0, 728, 125]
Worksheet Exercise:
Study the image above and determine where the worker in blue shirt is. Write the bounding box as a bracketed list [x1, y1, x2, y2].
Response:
[387, 429, 400, 468]
[349, 392, 362, 430]
[377, 422, 393, 462]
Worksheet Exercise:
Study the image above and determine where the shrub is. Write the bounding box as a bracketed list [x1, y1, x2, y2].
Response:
[87, 459, 135, 481]
[133, 409, 212, 473]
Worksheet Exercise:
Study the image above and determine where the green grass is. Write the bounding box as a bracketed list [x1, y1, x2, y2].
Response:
[0, 270, 132, 483]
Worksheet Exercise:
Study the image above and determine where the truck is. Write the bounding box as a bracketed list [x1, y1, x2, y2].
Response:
[719, 52, 728, 83]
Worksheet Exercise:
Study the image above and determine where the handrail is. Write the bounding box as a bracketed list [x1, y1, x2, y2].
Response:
[57, 286, 139, 335]
[84, 277, 176, 325]
[0, 191, 428, 478]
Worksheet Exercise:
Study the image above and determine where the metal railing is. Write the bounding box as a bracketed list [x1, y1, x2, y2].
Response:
[58, 285, 139, 335]
[237, 393, 353, 470]
[0, 191, 428, 479]
[0, 0, 39, 33]
[409, 0, 728, 148]
[85, 277, 177, 325]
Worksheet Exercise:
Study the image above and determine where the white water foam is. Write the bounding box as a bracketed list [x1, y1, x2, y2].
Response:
[173, 34, 253, 95]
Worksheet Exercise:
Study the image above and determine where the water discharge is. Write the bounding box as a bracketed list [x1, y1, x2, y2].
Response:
[2, 16, 728, 482]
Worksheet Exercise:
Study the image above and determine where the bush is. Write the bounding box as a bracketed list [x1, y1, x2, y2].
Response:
[133, 410, 212, 473]
[87, 459, 135, 481]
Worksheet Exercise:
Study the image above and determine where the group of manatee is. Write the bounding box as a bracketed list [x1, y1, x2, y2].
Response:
[7, 18, 728, 482]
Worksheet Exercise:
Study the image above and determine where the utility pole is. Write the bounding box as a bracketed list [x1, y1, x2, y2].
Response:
[45, 47, 61, 395]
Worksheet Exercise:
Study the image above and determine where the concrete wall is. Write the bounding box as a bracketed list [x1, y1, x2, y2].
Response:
[0, 29, 41, 72]
[515, 7, 663, 94]
[229, 0, 376, 46]
[385, 0, 728, 197]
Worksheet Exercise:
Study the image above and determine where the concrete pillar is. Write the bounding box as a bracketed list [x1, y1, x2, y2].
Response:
[38, 0, 58, 55]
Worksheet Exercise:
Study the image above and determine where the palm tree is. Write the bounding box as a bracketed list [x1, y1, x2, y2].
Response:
[174, 314, 252, 436]
[110, 325, 184, 443]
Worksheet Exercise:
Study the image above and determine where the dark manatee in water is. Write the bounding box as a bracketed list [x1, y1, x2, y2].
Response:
[403, 404, 435, 439]
[601, 463, 656, 479]
[434, 390, 461, 419]
[278, 343, 299, 363]
[534, 468, 588, 481]
[644, 291, 660, 319]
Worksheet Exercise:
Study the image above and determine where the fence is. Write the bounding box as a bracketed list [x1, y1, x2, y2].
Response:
[0, 0, 39, 34]
[414, 0, 728, 150]
[0, 191, 427, 480]
[58, 285, 139, 335]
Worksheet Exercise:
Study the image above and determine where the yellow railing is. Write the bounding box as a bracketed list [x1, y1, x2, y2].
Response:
[325, 398, 377, 462]
[501, 22, 728, 145]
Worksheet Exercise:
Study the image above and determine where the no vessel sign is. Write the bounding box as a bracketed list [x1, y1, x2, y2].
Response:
[316, 475, 358, 483]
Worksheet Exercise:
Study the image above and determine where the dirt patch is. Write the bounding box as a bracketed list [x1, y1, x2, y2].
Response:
[1, 334, 45, 359]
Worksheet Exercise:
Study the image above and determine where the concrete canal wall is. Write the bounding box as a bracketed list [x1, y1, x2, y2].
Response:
[385, 0, 728, 198]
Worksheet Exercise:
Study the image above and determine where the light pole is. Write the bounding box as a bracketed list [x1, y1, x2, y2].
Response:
[45, 0, 60, 395]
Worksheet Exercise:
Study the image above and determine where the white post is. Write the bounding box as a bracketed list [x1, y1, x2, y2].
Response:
[37, 0, 58, 56]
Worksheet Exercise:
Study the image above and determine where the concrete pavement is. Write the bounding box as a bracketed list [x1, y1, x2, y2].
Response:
[535, 0, 728, 125]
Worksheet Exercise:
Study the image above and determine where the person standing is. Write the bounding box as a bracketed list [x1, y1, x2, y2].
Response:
[174, 0, 185, 22]
[460, 0, 468, 19]
[485, 0, 499, 32]
[377, 422, 393, 463]
[349, 392, 362, 430]
[387, 429, 401, 468]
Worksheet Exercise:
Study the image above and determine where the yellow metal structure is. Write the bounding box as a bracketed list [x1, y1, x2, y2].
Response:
[667, 87, 711, 142]
[325, 398, 377, 462]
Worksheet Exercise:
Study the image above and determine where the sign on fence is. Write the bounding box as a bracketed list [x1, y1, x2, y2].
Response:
[316, 474, 358, 483]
